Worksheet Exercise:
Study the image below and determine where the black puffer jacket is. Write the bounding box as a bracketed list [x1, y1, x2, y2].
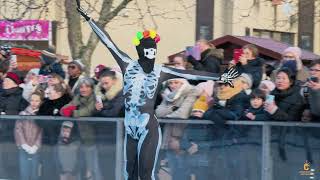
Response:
[236, 57, 264, 89]
[188, 48, 222, 73]
[204, 91, 250, 120]
[0, 87, 28, 115]
[270, 85, 304, 121]
[0, 87, 28, 142]
[93, 91, 125, 117]
[38, 94, 72, 145]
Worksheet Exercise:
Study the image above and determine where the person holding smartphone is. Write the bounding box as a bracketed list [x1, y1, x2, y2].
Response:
[93, 70, 125, 117]
[232, 44, 264, 89]
[186, 39, 223, 74]
[303, 60, 320, 122]
[264, 68, 304, 121]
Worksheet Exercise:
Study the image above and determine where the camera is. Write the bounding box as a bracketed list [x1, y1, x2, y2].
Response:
[307, 76, 319, 83]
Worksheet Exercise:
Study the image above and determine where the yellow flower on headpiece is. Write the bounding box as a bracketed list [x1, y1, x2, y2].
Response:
[149, 30, 157, 39]
[133, 37, 140, 46]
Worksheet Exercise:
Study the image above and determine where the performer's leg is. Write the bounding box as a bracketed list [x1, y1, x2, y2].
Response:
[124, 133, 139, 180]
[138, 127, 162, 180]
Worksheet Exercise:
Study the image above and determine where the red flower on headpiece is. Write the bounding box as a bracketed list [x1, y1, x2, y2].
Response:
[143, 31, 150, 38]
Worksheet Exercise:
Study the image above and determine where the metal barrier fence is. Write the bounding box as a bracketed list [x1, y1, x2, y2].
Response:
[0, 115, 319, 180]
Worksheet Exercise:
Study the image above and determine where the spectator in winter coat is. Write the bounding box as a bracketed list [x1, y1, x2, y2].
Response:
[271, 47, 309, 82]
[60, 77, 102, 180]
[92, 64, 110, 84]
[0, 71, 28, 179]
[0, 72, 28, 115]
[203, 77, 249, 125]
[232, 44, 264, 89]
[94, 70, 124, 117]
[265, 68, 305, 162]
[65, 59, 85, 96]
[39, 49, 65, 79]
[20, 68, 40, 101]
[38, 83, 72, 143]
[242, 89, 270, 121]
[264, 68, 304, 121]
[301, 60, 320, 122]
[156, 78, 200, 150]
[37, 83, 72, 180]
[15, 92, 43, 180]
[187, 39, 223, 73]
[0, 56, 10, 94]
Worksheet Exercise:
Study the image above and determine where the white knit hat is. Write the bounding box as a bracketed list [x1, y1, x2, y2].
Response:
[71, 59, 85, 71]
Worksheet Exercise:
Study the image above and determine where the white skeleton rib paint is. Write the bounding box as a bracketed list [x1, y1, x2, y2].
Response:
[123, 61, 162, 139]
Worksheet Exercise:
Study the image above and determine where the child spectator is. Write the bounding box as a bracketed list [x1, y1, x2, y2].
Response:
[15, 92, 44, 180]
[56, 121, 81, 180]
[243, 89, 270, 121]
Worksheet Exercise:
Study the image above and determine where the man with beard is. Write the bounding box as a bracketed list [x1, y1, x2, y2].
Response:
[77, 2, 239, 179]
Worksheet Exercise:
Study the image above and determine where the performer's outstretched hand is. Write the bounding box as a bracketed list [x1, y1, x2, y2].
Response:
[219, 67, 240, 88]
[76, 0, 91, 21]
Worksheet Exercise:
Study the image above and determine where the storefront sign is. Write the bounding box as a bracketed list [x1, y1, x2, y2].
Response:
[0, 20, 51, 41]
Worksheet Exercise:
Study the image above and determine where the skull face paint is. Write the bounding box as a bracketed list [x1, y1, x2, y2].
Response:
[143, 48, 157, 59]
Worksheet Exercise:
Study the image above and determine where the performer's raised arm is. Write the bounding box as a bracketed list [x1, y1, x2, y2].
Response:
[161, 66, 240, 87]
[77, 4, 131, 71]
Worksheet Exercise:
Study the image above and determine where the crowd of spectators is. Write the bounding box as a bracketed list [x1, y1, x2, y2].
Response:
[0, 41, 320, 179]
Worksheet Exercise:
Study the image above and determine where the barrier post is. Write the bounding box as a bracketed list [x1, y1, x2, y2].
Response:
[115, 120, 124, 180]
[262, 125, 272, 180]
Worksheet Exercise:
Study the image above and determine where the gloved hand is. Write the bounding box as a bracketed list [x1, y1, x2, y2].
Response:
[29, 145, 39, 154]
[77, 3, 91, 21]
[61, 105, 77, 117]
[21, 144, 32, 154]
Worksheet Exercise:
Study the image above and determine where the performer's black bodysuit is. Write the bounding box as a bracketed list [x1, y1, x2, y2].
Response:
[77, 4, 238, 180]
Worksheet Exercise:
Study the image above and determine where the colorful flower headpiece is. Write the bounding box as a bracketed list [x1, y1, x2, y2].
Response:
[132, 30, 160, 46]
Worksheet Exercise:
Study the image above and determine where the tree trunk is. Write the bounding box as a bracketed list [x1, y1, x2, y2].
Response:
[65, 0, 133, 75]
[65, 0, 84, 58]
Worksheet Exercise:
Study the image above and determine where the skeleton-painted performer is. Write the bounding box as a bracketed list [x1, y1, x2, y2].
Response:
[76, 2, 238, 180]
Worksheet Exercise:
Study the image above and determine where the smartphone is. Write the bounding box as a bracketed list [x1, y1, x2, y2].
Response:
[96, 95, 102, 104]
[308, 76, 319, 83]
[266, 95, 275, 103]
[10, 55, 17, 63]
[233, 49, 243, 63]
[185, 46, 201, 60]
